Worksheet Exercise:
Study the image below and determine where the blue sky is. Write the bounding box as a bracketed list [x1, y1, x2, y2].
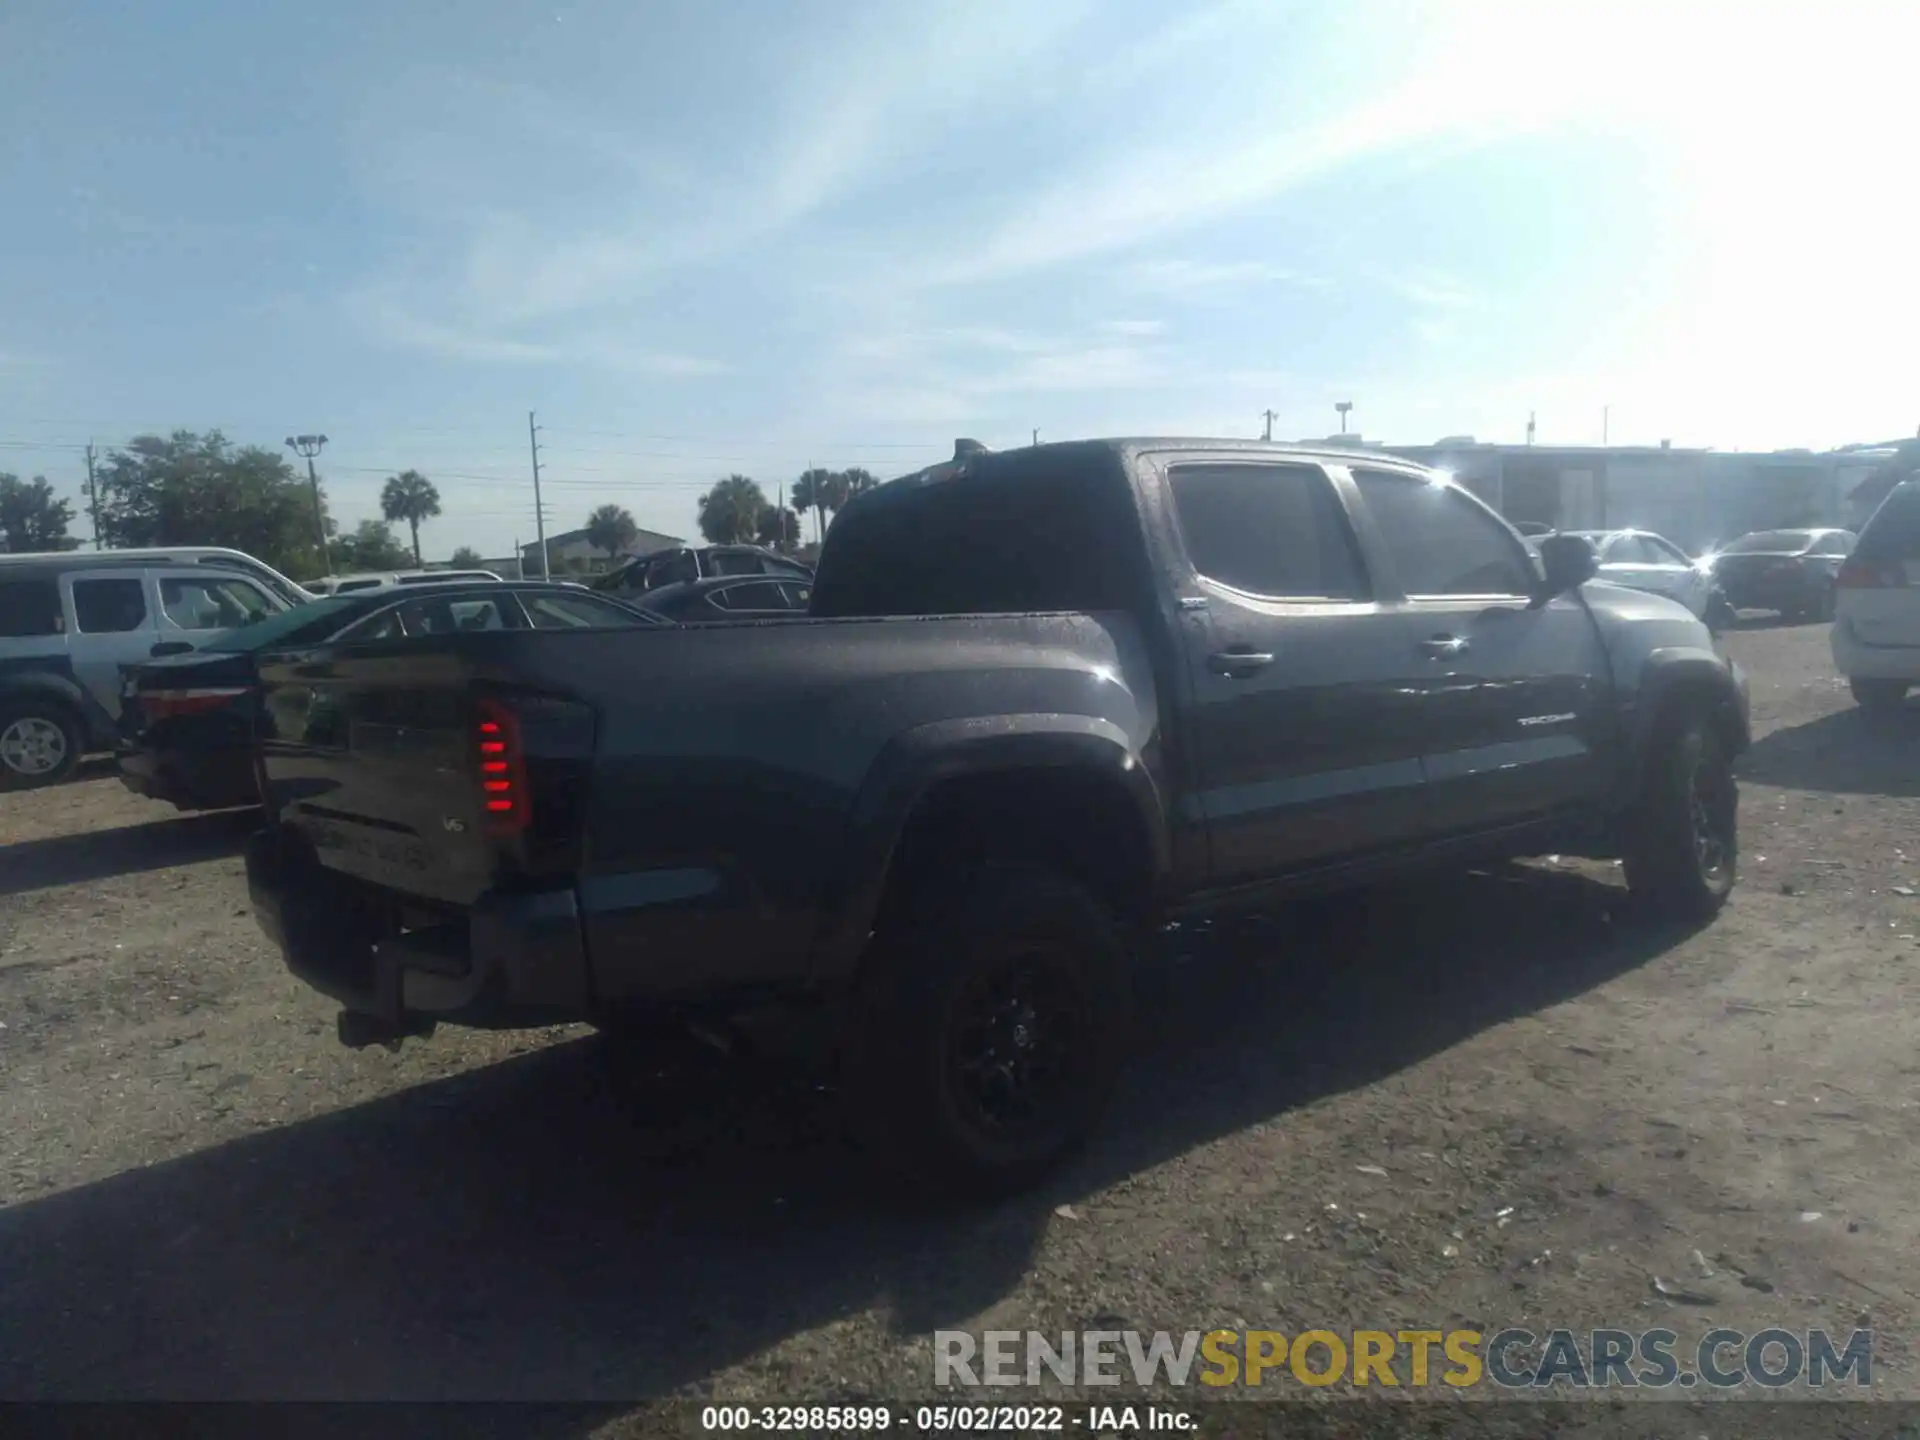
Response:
[2, 0, 1916, 560]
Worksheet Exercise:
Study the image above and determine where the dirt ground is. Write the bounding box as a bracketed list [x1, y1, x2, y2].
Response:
[2, 619, 1917, 1430]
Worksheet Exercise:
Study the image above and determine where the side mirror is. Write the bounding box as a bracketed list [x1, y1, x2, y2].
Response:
[1534, 533, 1598, 602]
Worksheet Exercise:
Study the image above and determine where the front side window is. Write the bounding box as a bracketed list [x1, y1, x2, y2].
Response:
[1168, 463, 1367, 600]
[161, 575, 275, 630]
[1352, 470, 1535, 598]
[71, 577, 149, 634]
[520, 590, 649, 629]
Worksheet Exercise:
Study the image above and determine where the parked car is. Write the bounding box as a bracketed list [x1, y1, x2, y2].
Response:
[1704, 528, 1856, 621]
[0, 544, 312, 606]
[633, 573, 812, 622]
[306, 568, 502, 596]
[591, 544, 812, 597]
[243, 438, 1748, 1197]
[0, 556, 291, 788]
[1549, 529, 1731, 628]
[1831, 480, 1920, 711]
[117, 581, 660, 811]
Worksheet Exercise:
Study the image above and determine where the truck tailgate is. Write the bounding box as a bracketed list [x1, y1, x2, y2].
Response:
[256, 645, 500, 907]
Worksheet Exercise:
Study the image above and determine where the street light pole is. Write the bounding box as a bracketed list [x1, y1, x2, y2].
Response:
[285, 434, 333, 575]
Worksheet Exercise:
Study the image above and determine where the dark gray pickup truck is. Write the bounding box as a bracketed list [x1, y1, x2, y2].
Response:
[246, 438, 1749, 1195]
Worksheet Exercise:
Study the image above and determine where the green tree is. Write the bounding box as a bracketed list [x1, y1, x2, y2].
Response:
[839, 467, 880, 509]
[585, 503, 640, 561]
[697, 474, 769, 544]
[332, 519, 413, 572]
[379, 469, 442, 566]
[790, 467, 844, 545]
[448, 545, 485, 568]
[0, 474, 78, 553]
[756, 504, 800, 550]
[93, 430, 329, 577]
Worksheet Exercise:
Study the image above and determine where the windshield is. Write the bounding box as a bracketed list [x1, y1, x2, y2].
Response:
[1724, 530, 1815, 554]
[198, 596, 367, 652]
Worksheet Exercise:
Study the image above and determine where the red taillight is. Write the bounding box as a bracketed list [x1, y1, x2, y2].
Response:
[139, 687, 248, 720]
[474, 697, 530, 836]
[1837, 558, 1907, 589]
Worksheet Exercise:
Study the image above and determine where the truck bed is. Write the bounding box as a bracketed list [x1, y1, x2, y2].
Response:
[255, 611, 1162, 1003]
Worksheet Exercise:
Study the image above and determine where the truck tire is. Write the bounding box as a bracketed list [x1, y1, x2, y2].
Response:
[847, 866, 1131, 1201]
[1622, 708, 1737, 923]
[0, 699, 83, 790]
[1850, 678, 1908, 713]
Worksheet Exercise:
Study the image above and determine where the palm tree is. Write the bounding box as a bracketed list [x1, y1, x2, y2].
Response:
[791, 467, 842, 546]
[697, 474, 769, 544]
[756, 504, 800, 550]
[379, 470, 442, 566]
[839, 467, 879, 512]
[585, 503, 639, 563]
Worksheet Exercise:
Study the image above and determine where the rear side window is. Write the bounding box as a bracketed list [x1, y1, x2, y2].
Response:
[1353, 470, 1535, 597]
[392, 595, 515, 634]
[809, 454, 1142, 617]
[709, 552, 765, 577]
[1168, 463, 1366, 600]
[711, 580, 798, 612]
[0, 578, 62, 638]
[71, 577, 149, 633]
[1857, 487, 1920, 562]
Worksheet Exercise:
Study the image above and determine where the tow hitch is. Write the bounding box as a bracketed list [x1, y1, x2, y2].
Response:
[336, 1010, 438, 1052]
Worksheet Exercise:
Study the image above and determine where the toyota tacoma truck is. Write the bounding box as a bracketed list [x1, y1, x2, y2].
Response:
[245, 438, 1749, 1196]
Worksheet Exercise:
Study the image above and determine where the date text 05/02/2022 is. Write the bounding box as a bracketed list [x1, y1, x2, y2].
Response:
[699, 1404, 1194, 1432]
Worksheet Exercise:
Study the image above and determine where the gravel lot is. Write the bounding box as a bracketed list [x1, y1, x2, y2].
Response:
[3, 620, 1917, 1429]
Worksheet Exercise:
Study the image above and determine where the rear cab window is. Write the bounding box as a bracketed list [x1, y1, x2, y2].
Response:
[808, 449, 1144, 617]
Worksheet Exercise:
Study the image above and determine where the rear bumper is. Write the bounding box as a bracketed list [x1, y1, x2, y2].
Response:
[1831, 620, 1920, 682]
[244, 829, 592, 1030]
[1719, 573, 1823, 610]
[117, 744, 257, 811]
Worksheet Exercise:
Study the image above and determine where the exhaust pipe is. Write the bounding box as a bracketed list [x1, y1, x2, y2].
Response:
[336, 1010, 437, 1052]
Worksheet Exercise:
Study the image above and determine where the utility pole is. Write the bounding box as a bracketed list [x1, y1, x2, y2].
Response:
[1261, 409, 1277, 442]
[777, 481, 786, 553]
[1602, 406, 1609, 445]
[83, 442, 101, 550]
[284, 435, 332, 575]
[528, 411, 548, 579]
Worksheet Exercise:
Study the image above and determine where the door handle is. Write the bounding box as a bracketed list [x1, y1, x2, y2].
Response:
[1207, 649, 1274, 677]
[1419, 634, 1470, 658]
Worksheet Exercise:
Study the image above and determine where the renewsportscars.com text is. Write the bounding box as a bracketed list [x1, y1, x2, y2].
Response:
[934, 1327, 1872, 1390]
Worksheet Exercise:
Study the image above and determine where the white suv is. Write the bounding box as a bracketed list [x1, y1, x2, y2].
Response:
[1832, 479, 1920, 711]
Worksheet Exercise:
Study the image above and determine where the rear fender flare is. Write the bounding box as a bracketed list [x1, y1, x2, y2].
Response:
[813, 715, 1169, 982]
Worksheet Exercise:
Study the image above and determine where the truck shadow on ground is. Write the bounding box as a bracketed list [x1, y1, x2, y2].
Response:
[0, 807, 257, 898]
[1738, 704, 1920, 798]
[0, 863, 1679, 1411]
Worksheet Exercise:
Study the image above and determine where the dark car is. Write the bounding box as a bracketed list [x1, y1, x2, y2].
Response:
[591, 544, 813, 597]
[1706, 527, 1856, 621]
[633, 573, 812, 622]
[244, 437, 1748, 1198]
[118, 581, 659, 811]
